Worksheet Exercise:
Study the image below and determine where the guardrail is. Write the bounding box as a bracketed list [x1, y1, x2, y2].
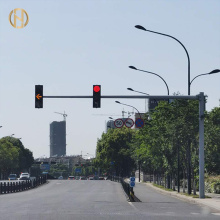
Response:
[0, 176, 47, 194]
[110, 176, 138, 202]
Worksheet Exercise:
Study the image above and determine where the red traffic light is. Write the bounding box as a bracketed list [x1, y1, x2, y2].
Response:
[93, 85, 100, 93]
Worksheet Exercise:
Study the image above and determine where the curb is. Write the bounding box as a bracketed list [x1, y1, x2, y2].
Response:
[143, 182, 220, 212]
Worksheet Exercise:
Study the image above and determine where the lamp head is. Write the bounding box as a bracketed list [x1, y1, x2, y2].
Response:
[115, 101, 120, 104]
[209, 69, 220, 74]
[129, 66, 137, 70]
[127, 88, 134, 91]
[135, 25, 146, 31]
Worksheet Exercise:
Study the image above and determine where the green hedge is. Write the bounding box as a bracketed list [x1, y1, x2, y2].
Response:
[205, 175, 220, 194]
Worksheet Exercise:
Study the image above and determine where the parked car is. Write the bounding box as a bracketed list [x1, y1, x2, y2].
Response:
[75, 176, 80, 180]
[8, 174, 17, 180]
[68, 176, 75, 180]
[99, 177, 105, 180]
[58, 176, 63, 180]
[88, 177, 94, 180]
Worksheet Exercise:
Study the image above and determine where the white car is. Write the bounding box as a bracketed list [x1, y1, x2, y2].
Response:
[19, 173, 30, 180]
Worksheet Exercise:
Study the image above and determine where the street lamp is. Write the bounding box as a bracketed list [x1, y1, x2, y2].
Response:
[115, 101, 141, 119]
[135, 25, 190, 95]
[127, 88, 149, 112]
[190, 69, 220, 87]
[129, 66, 170, 95]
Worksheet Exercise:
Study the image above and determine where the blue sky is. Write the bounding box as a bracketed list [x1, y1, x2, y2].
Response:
[0, 0, 219, 158]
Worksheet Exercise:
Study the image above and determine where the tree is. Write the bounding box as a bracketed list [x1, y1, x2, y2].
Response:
[94, 127, 136, 176]
[0, 139, 19, 179]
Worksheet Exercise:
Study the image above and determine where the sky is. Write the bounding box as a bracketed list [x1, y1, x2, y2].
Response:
[0, 0, 219, 158]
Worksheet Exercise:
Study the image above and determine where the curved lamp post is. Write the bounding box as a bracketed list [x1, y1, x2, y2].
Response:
[127, 88, 149, 95]
[115, 101, 141, 119]
[127, 88, 149, 112]
[129, 66, 170, 95]
[135, 25, 190, 95]
[190, 69, 220, 87]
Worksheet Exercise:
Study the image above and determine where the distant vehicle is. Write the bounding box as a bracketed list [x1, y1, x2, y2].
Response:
[88, 177, 94, 180]
[58, 176, 63, 180]
[19, 176, 30, 181]
[75, 176, 80, 180]
[19, 173, 30, 179]
[68, 176, 75, 180]
[99, 177, 105, 180]
[80, 176, 87, 180]
[8, 174, 17, 180]
[93, 176, 99, 180]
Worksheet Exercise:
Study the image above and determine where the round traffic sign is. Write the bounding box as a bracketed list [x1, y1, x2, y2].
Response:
[125, 118, 134, 128]
[130, 177, 135, 182]
[130, 181, 135, 187]
[114, 118, 124, 128]
[135, 118, 144, 128]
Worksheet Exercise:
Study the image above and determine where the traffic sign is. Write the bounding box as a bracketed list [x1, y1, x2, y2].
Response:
[130, 177, 135, 182]
[125, 118, 134, 128]
[75, 168, 81, 173]
[114, 118, 124, 128]
[130, 176, 135, 187]
[135, 118, 144, 128]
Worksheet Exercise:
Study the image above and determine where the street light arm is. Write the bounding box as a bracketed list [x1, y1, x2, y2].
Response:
[116, 101, 141, 119]
[190, 73, 209, 85]
[190, 70, 220, 85]
[137, 68, 170, 95]
[135, 25, 190, 95]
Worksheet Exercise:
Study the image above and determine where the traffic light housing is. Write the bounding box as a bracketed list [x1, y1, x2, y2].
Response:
[93, 85, 101, 108]
[35, 85, 43, 108]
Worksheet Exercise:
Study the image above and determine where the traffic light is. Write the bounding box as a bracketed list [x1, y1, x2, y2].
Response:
[35, 85, 43, 108]
[93, 85, 101, 108]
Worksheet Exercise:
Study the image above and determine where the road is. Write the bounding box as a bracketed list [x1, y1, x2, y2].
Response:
[0, 180, 219, 220]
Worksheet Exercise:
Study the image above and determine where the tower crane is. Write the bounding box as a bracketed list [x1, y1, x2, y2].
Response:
[54, 111, 67, 121]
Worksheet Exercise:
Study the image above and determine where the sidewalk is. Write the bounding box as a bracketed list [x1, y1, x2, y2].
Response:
[133, 180, 220, 212]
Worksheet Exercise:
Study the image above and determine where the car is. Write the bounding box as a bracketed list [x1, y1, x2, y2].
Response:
[68, 176, 75, 180]
[19, 176, 30, 181]
[93, 176, 99, 180]
[88, 177, 94, 180]
[99, 177, 105, 180]
[75, 176, 80, 180]
[19, 173, 30, 179]
[80, 176, 87, 180]
[8, 174, 17, 180]
[58, 176, 63, 180]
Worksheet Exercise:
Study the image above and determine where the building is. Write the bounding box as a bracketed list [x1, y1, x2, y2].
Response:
[50, 121, 66, 157]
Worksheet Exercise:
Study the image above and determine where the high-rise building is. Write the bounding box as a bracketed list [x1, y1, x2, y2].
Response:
[50, 121, 66, 157]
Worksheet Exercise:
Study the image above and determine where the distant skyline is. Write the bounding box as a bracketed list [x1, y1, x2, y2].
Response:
[0, 0, 219, 158]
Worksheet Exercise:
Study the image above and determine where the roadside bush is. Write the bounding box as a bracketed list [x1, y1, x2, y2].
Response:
[205, 175, 220, 194]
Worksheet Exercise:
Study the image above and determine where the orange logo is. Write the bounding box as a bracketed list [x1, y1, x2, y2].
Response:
[9, 8, 29, 29]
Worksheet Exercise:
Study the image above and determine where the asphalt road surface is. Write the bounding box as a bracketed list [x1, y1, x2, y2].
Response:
[0, 180, 219, 220]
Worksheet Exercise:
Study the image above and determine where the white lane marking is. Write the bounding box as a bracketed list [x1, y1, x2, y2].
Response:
[128, 202, 139, 211]
[211, 213, 220, 216]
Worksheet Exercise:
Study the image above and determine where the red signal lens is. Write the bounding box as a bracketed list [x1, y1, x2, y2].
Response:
[93, 85, 100, 93]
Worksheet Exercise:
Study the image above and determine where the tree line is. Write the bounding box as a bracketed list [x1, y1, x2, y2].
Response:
[0, 136, 34, 179]
[94, 99, 220, 191]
